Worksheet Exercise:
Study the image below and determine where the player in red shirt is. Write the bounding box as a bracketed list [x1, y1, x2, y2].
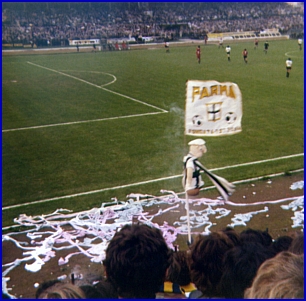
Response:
[242, 49, 248, 63]
[196, 45, 201, 64]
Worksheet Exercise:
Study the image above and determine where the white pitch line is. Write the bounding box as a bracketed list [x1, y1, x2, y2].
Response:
[2, 62, 168, 132]
[2, 112, 166, 133]
[2, 169, 304, 231]
[27, 61, 104, 88]
[101, 86, 168, 112]
[285, 50, 304, 58]
[2, 153, 303, 210]
[209, 153, 304, 171]
[27, 61, 167, 112]
[60, 70, 117, 87]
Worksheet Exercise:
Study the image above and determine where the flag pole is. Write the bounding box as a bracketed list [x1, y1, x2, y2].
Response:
[185, 191, 192, 245]
[183, 103, 192, 246]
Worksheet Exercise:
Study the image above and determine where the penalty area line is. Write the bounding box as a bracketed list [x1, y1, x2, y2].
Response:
[2, 154, 304, 211]
[101, 87, 168, 113]
[27, 61, 167, 113]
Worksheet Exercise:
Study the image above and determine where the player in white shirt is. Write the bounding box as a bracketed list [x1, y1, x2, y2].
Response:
[286, 58, 292, 78]
[218, 37, 223, 48]
[225, 45, 231, 61]
[165, 41, 170, 53]
[298, 38, 302, 51]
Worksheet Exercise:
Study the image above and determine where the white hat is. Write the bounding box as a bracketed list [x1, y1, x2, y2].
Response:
[188, 138, 206, 146]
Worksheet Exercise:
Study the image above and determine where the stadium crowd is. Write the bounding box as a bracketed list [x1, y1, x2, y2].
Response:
[2, 2, 304, 47]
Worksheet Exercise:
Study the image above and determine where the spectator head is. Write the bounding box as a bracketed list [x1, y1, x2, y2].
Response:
[189, 231, 235, 297]
[103, 223, 171, 298]
[35, 280, 61, 298]
[288, 232, 304, 255]
[240, 228, 273, 247]
[220, 226, 241, 246]
[166, 250, 191, 286]
[244, 251, 304, 299]
[270, 235, 293, 254]
[36, 282, 85, 299]
[219, 242, 275, 298]
[80, 279, 118, 299]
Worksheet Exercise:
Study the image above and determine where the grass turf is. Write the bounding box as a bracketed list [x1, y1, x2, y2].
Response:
[2, 39, 304, 227]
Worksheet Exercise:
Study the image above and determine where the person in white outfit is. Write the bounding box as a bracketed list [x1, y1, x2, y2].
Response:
[183, 139, 207, 196]
[225, 45, 231, 61]
[298, 38, 302, 51]
[286, 58, 292, 78]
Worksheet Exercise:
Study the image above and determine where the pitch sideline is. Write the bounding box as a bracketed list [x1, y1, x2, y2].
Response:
[2, 153, 303, 211]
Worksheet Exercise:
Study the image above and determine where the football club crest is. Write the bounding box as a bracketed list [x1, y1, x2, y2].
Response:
[185, 80, 243, 136]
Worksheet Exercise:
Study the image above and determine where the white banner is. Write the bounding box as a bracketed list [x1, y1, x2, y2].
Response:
[69, 39, 100, 46]
[185, 80, 242, 136]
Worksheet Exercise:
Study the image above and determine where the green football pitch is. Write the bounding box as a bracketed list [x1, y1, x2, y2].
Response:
[2, 39, 304, 227]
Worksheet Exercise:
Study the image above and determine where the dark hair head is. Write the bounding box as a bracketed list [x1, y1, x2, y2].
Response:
[167, 250, 191, 286]
[80, 279, 118, 299]
[103, 223, 171, 298]
[221, 226, 241, 246]
[189, 231, 235, 297]
[219, 242, 275, 298]
[271, 235, 293, 254]
[240, 228, 272, 247]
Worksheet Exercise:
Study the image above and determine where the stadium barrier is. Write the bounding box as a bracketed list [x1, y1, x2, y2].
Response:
[68, 39, 100, 46]
[208, 29, 287, 42]
[2, 31, 290, 55]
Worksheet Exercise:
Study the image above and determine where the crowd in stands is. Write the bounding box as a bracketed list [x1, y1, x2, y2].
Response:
[2, 2, 304, 47]
[3, 223, 303, 299]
